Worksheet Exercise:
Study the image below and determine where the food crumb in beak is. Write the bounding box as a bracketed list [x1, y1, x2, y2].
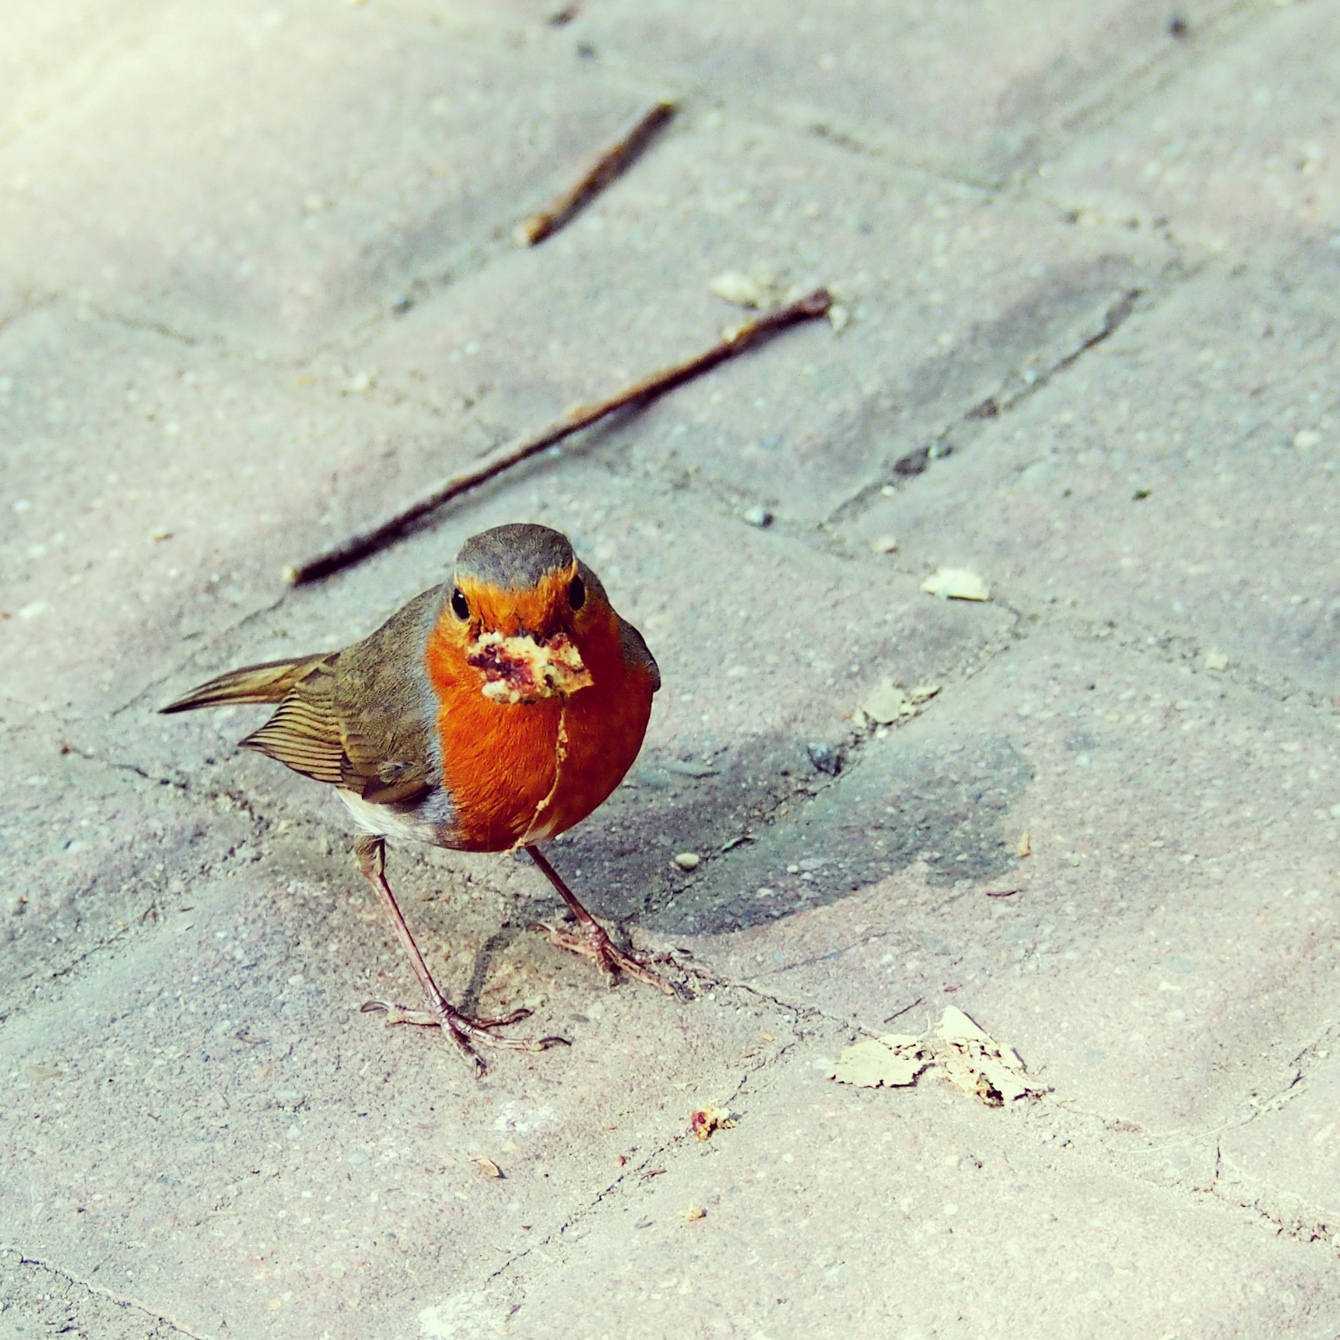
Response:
[467, 630, 592, 703]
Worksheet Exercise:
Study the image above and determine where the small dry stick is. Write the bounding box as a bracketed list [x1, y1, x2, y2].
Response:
[285, 288, 832, 585]
[516, 99, 676, 246]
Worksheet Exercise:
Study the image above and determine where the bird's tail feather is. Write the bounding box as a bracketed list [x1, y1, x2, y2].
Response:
[159, 654, 333, 714]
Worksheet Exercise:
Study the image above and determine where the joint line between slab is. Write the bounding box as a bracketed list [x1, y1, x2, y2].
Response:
[0, 1247, 212, 1340]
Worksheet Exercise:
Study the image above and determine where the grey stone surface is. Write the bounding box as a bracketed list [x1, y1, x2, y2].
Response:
[573, 0, 1247, 183]
[846, 256, 1340, 697]
[2, 1, 1338, 1337]
[1044, 0, 1340, 251]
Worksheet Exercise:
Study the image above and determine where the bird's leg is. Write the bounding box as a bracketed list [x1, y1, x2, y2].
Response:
[353, 835, 558, 1074]
[526, 845, 676, 996]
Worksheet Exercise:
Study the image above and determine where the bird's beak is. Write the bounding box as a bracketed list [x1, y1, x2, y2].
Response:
[466, 629, 593, 704]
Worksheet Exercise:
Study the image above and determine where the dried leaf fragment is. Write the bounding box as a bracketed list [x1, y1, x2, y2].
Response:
[830, 1035, 929, 1089]
[471, 1156, 505, 1179]
[690, 1105, 737, 1141]
[708, 270, 781, 309]
[934, 1007, 1044, 1106]
[1016, 829, 1031, 858]
[920, 567, 991, 601]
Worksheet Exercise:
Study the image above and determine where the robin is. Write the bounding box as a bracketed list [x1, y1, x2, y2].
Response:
[161, 522, 672, 1073]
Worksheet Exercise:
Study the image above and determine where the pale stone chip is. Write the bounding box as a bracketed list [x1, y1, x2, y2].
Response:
[1203, 650, 1229, 671]
[830, 1035, 929, 1088]
[1016, 829, 1032, 858]
[708, 270, 777, 308]
[861, 680, 908, 724]
[920, 567, 991, 601]
[934, 1007, 1044, 1106]
[908, 682, 941, 705]
[672, 851, 702, 870]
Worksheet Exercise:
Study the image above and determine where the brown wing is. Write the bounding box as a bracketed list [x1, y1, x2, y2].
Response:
[160, 653, 334, 714]
[241, 587, 447, 807]
[240, 658, 345, 785]
[334, 587, 446, 805]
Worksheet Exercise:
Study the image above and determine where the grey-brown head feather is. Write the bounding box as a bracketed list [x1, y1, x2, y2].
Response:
[455, 523, 575, 591]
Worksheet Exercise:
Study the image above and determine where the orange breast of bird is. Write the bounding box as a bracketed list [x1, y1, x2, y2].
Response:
[425, 611, 654, 853]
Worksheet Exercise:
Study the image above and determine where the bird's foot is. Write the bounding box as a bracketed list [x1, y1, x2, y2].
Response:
[360, 998, 566, 1076]
[539, 919, 678, 996]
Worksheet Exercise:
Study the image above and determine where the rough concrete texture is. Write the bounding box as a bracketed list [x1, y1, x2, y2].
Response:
[1, 2, 1338, 1338]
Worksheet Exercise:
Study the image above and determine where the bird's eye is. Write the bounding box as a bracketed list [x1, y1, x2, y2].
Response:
[451, 587, 470, 621]
[568, 575, 586, 611]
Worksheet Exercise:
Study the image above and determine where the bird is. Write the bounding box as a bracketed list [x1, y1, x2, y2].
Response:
[161, 522, 672, 1073]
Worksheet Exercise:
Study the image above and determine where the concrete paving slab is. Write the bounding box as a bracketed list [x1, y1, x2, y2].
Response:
[1221, 1039, 1340, 1247]
[0, 850, 797, 1340]
[571, 0, 1244, 184]
[0, 1, 645, 354]
[0, 1, 174, 144]
[685, 631, 1340, 1135]
[0, 1244, 187, 1340]
[494, 1061, 1340, 1339]
[4, 0, 1340, 1334]
[0, 303, 451, 715]
[845, 258, 1340, 697]
[357, 116, 1171, 526]
[1043, 0, 1340, 251]
[0, 715, 254, 1028]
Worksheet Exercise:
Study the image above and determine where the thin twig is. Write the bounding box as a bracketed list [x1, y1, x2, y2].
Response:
[516, 99, 676, 246]
[882, 996, 924, 1025]
[285, 288, 832, 585]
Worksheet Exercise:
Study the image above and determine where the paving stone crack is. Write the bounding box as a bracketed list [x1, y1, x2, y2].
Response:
[1051, 0, 1283, 149]
[0, 1247, 212, 1340]
[829, 277, 1180, 528]
[480, 1000, 834, 1289]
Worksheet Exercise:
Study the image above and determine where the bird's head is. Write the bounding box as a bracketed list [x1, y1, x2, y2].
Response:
[443, 523, 600, 704]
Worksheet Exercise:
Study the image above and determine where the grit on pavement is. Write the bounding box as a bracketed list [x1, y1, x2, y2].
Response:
[2, 2, 1338, 1337]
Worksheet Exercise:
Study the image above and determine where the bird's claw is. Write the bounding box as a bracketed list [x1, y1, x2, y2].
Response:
[537, 920, 679, 996]
[360, 998, 566, 1075]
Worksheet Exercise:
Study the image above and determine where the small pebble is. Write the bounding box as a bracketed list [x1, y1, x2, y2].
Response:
[920, 567, 991, 602]
[861, 681, 907, 725]
[673, 852, 702, 870]
[1203, 650, 1229, 672]
[870, 534, 898, 554]
[742, 505, 773, 528]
